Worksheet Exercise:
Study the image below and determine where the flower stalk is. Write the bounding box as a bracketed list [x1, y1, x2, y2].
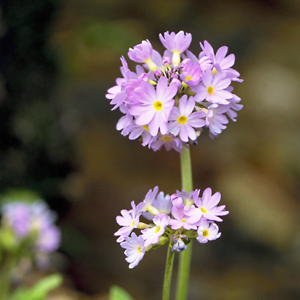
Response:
[162, 241, 175, 300]
[176, 146, 193, 300]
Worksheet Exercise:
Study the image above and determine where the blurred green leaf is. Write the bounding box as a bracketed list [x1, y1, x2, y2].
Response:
[0, 189, 42, 207]
[80, 20, 139, 54]
[109, 285, 135, 300]
[10, 273, 62, 300]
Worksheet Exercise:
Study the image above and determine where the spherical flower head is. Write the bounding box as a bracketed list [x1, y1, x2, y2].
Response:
[121, 232, 145, 269]
[159, 31, 192, 65]
[130, 77, 177, 136]
[128, 40, 157, 72]
[196, 219, 221, 244]
[169, 95, 206, 142]
[142, 213, 170, 247]
[192, 71, 232, 105]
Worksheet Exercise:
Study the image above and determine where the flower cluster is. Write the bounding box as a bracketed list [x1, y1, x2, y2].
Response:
[115, 186, 228, 268]
[106, 31, 243, 153]
[0, 201, 61, 266]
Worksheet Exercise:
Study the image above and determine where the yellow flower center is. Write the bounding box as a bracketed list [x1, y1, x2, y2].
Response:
[178, 115, 187, 124]
[200, 207, 208, 213]
[131, 220, 135, 227]
[162, 136, 173, 142]
[154, 100, 163, 111]
[154, 225, 161, 234]
[202, 229, 209, 237]
[207, 86, 214, 95]
[212, 67, 218, 75]
[143, 125, 149, 131]
[137, 246, 142, 253]
[185, 75, 192, 82]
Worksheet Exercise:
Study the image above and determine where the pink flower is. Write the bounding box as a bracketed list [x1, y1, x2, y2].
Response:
[129, 77, 177, 136]
[192, 187, 229, 222]
[196, 219, 221, 243]
[114, 201, 141, 243]
[193, 71, 232, 105]
[121, 233, 145, 269]
[128, 40, 153, 63]
[159, 31, 192, 65]
[159, 31, 192, 53]
[169, 95, 206, 142]
[142, 213, 170, 247]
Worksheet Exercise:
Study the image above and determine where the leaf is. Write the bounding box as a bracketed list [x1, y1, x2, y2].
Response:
[10, 273, 63, 300]
[109, 285, 135, 300]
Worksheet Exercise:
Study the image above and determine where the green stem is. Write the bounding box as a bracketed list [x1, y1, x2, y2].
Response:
[176, 146, 193, 300]
[162, 241, 175, 300]
[0, 253, 16, 300]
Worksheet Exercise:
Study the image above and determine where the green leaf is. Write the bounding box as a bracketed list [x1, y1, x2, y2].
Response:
[109, 285, 134, 300]
[10, 273, 63, 300]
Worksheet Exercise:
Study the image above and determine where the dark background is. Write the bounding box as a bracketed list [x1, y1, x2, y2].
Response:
[1, 0, 300, 299]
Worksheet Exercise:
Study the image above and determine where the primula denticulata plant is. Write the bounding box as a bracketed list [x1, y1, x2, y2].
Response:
[106, 31, 243, 300]
[0, 197, 62, 300]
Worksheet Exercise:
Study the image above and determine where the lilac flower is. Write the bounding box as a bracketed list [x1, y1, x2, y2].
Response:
[196, 219, 221, 244]
[107, 31, 242, 149]
[130, 77, 177, 136]
[199, 40, 242, 82]
[170, 234, 188, 252]
[192, 187, 229, 222]
[143, 191, 172, 220]
[193, 71, 232, 105]
[121, 232, 145, 269]
[121, 120, 152, 147]
[203, 104, 229, 138]
[128, 40, 157, 72]
[170, 203, 197, 230]
[142, 213, 170, 247]
[1, 201, 61, 255]
[37, 225, 61, 252]
[180, 60, 202, 87]
[115, 201, 141, 243]
[150, 133, 183, 152]
[136, 186, 160, 215]
[159, 31, 192, 65]
[169, 95, 206, 142]
[2, 202, 30, 238]
[226, 94, 243, 122]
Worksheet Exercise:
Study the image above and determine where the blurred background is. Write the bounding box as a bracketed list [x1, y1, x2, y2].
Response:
[1, 0, 300, 299]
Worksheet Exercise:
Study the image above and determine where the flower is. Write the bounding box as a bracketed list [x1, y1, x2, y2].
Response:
[142, 213, 170, 247]
[130, 77, 177, 136]
[196, 219, 221, 243]
[192, 187, 229, 222]
[1, 200, 61, 267]
[114, 201, 141, 243]
[121, 232, 145, 269]
[193, 71, 233, 105]
[115, 186, 229, 268]
[128, 40, 157, 72]
[169, 95, 206, 142]
[107, 31, 242, 151]
[159, 31, 192, 65]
